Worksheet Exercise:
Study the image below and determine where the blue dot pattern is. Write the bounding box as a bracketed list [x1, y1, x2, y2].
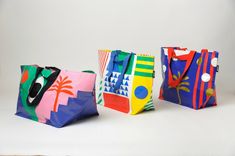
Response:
[135, 86, 148, 99]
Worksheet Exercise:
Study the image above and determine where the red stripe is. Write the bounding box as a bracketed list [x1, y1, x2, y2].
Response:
[99, 51, 108, 77]
[101, 52, 109, 77]
[102, 53, 108, 75]
[100, 51, 105, 75]
[98, 51, 103, 75]
[100, 51, 106, 70]
[202, 51, 215, 108]
[199, 51, 209, 109]
[192, 52, 204, 109]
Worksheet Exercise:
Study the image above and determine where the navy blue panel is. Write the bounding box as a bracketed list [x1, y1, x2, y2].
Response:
[49, 90, 98, 128]
[15, 93, 32, 120]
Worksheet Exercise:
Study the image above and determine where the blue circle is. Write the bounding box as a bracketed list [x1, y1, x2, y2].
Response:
[134, 86, 148, 99]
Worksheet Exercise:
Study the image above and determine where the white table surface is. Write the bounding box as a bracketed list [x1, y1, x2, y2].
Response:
[0, 90, 235, 156]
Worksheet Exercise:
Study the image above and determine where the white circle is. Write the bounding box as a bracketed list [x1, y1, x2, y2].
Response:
[201, 73, 210, 82]
[173, 58, 178, 61]
[211, 58, 218, 67]
[162, 65, 166, 73]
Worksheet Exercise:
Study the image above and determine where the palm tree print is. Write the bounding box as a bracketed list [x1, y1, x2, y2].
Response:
[48, 75, 74, 112]
[169, 71, 190, 105]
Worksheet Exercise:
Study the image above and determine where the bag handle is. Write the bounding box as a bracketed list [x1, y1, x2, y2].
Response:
[106, 50, 132, 92]
[45, 66, 60, 71]
[27, 66, 60, 106]
[82, 70, 95, 74]
[168, 48, 196, 87]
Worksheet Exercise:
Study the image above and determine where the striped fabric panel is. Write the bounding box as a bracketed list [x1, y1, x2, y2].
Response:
[97, 80, 103, 105]
[134, 55, 154, 77]
[144, 98, 155, 111]
[202, 51, 216, 108]
[199, 51, 209, 108]
[192, 52, 205, 109]
[98, 50, 110, 77]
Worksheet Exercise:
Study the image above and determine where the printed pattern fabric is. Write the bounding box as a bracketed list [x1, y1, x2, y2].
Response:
[97, 50, 155, 114]
[159, 47, 219, 109]
[16, 65, 98, 128]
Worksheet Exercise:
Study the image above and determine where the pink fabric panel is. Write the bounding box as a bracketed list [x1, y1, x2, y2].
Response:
[35, 70, 96, 123]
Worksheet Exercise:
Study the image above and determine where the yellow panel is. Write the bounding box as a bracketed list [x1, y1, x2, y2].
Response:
[135, 68, 153, 73]
[131, 75, 153, 115]
[136, 61, 154, 66]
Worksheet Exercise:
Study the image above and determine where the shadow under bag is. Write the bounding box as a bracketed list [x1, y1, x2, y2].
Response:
[16, 65, 98, 127]
[159, 47, 219, 109]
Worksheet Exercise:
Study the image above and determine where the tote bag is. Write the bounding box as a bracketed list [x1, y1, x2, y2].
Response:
[97, 50, 155, 114]
[16, 65, 98, 127]
[159, 47, 219, 109]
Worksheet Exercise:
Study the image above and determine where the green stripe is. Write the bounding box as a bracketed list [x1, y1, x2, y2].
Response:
[147, 100, 153, 104]
[98, 93, 102, 98]
[146, 102, 153, 106]
[145, 102, 153, 106]
[144, 99, 154, 110]
[144, 106, 154, 110]
[145, 105, 154, 109]
[144, 97, 154, 111]
[136, 64, 154, 70]
[145, 107, 154, 111]
[137, 56, 154, 62]
[144, 104, 154, 109]
[134, 71, 153, 77]
[145, 104, 154, 108]
[98, 99, 102, 104]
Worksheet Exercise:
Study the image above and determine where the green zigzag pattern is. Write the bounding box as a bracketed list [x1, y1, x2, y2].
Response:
[144, 97, 155, 111]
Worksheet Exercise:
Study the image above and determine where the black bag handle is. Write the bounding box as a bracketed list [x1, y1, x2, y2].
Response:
[27, 66, 60, 106]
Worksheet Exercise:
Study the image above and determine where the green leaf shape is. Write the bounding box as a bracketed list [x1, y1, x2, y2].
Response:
[197, 57, 202, 65]
[183, 76, 189, 80]
[179, 82, 190, 86]
[177, 71, 181, 77]
[173, 75, 178, 80]
[178, 86, 190, 92]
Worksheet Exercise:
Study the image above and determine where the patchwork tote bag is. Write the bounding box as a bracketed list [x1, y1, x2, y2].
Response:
[159, 47, 219, 109]
[97, 50, 155, 114]
[16, 65, 98, 128]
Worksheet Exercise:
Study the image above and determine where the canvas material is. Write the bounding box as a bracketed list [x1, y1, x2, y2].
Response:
[97, 50, 155, 114]
[16, 65, 98, 128]
[159, 47, 219, 109]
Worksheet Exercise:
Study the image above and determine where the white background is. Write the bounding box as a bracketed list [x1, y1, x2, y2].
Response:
[0, 0, 235, 155]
